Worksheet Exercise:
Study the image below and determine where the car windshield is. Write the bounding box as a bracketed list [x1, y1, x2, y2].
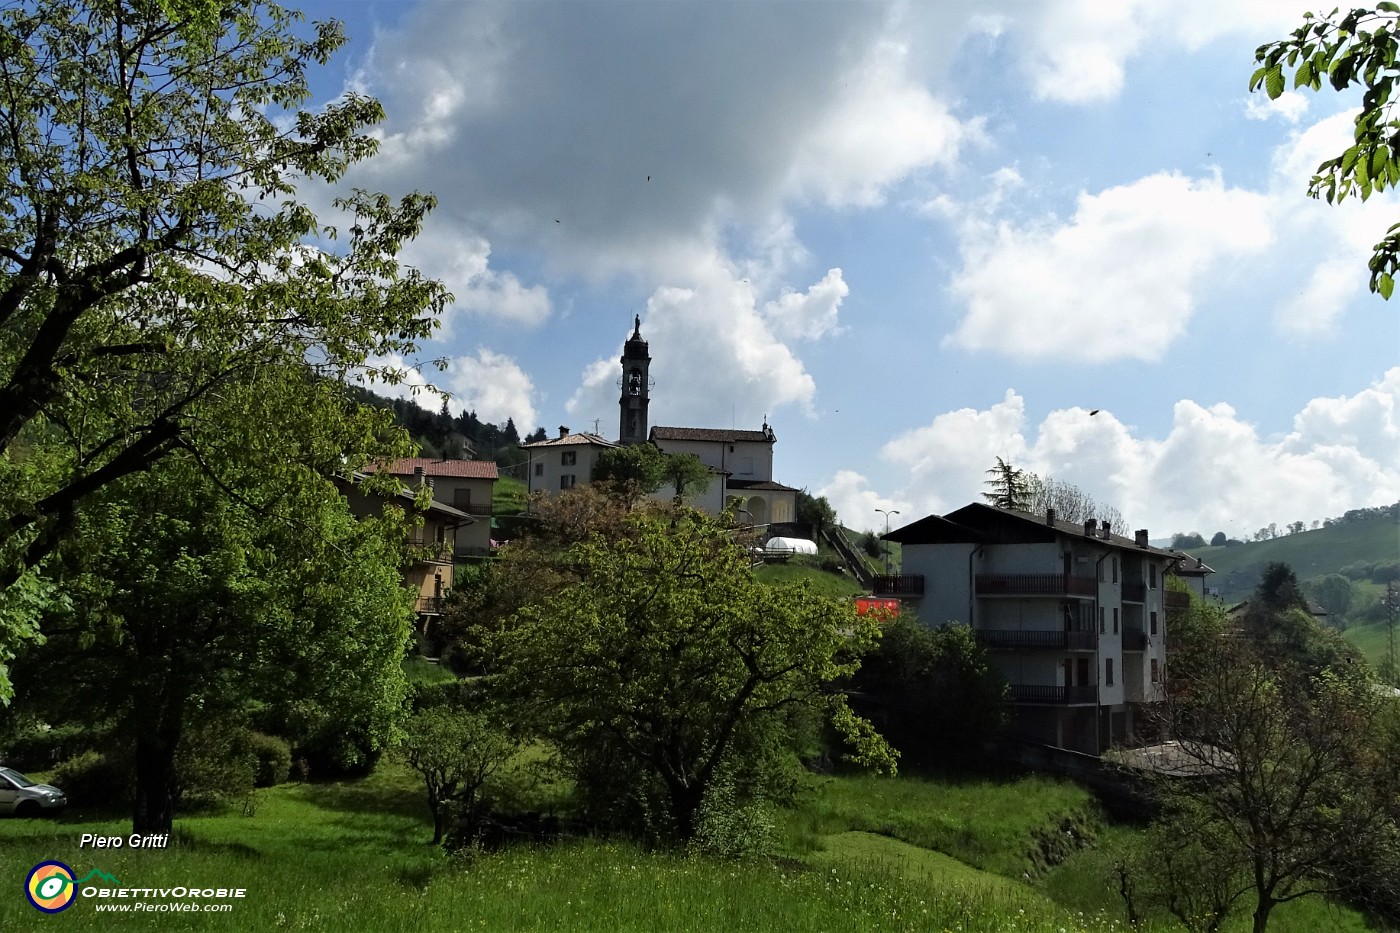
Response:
[0, 767, 37, 788]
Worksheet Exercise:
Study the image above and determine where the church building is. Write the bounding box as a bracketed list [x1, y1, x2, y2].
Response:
[522, 317, 798, 527]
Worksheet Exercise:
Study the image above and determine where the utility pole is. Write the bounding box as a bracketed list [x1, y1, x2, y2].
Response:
[874, 509, 899, 576]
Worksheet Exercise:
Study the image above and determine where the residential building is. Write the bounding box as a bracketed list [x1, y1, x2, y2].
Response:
[364, 457, 498, 556]
[520, 427, 618, 499]
[883, 504, 1203, 755]
[333, 472, 473, 635]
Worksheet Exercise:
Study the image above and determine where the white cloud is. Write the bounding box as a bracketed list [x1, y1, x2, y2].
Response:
[444, 348, 539, 432]
[947, 172, 1273, 360]
[357, 354, 449, 410]
[1245, 90, 1309, 124]
[868, 370, 1400, 537]
[1275, 259, 1360, 336]
[815, 469, 910, 536]
[763, 268, 849, 341]
[566, 252, 827, 432]
[1020, 0, 1314, 103]
[399, 228, 551, 329]
[786, 39, 972, 207]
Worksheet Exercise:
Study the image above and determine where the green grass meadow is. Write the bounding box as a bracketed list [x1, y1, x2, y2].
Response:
[0, 762, 1381, 932]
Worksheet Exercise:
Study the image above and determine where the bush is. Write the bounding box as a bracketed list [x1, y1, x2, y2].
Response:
[51, 750, 131, 808]
[1, 723, 106, 771]
[175, 724, 256, 809]
[247, 732, 292, 787]
[689, 776, 776, 860]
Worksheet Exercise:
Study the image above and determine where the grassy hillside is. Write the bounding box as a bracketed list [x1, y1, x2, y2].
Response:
[753, 555, 866, 597]
[1189, 516, 1399, 603]
[493, 474, 528, 515]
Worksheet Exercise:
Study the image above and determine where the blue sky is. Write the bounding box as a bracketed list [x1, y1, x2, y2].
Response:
[294, 0, 1399, 541]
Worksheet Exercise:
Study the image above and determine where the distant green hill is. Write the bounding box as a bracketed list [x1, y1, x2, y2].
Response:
[1189, 515, 1399, 604]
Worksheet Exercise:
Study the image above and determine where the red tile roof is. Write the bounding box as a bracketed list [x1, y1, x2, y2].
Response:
[519, 433, 617, 448]
[365, 457, 499, 480]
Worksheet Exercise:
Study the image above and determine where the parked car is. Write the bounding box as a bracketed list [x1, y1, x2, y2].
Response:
[0, 766, 67, 817]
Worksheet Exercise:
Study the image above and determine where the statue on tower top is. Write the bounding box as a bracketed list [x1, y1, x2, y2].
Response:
[633, 314, 641, 337]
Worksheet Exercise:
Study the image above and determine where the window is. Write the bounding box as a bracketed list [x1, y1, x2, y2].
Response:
[1112, 556, 1119, 583]
[453, 488, 471, 509]
[534, 463, 544, 477]
[560, 475, 576, 490]
[1099, 607, 1105, 633]
[1150, 658, 1160, 683]
[1105, 658, 1114, 686]
[1113, 607, 1119, 634]
[561, 451, 577, 466]
[1149, 565, 1158, 589]
[1149, 611, 1158, 635]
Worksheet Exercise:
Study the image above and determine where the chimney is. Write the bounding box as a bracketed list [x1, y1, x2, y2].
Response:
[1196, 556, 1204, 569]
[1084, 518, 1096, 536]
[1046, 507, 1056, 526]
[558, 425, 570, 438]
[1101, 521, 1112, 539]
[1134, 529, 1149, 548]
[413, 466, 425, 487]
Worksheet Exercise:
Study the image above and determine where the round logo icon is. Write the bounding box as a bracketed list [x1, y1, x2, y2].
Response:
[25, 861, 77, 913]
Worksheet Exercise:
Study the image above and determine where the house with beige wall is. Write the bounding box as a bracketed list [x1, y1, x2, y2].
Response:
[365, 457, 498, 556]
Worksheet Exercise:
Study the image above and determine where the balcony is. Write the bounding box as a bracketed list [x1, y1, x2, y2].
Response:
[1009, 684, 1098, 705]
[977, 629, 1098, 651]
[1122, 626, 1148, 651]
[975, 573, 1097, 598]
[872, 574, 924, 597]
[454, 503, 493, 518]
[416, 597, 446, 615]
[1122, 581, 1146, 603]
[1165, 590, 1192, 611]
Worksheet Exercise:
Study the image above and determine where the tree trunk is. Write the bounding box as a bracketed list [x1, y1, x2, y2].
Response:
[132, 728, 178, 836]
[1253, 897, 1274, 933]
[666, 778, 705, 841]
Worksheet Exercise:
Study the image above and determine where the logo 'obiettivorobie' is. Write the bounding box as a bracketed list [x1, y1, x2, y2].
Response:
[24, 863, 123, 913]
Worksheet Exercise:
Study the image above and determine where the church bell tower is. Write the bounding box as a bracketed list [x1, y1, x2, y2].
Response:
[618, 315, 651, 445]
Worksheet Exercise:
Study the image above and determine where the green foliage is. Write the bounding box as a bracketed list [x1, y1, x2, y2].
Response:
[1306, 573, 1354, 617]
[1171, 532, 1207, 549]
[982, 456, 1032, 511]
[860, 530, 883, 558]
[51, 750, 129, 808]
[592, 442, 668, 492]
[395, 705, 516, 845]
[796, 489, 837, 537]
[1149, 588, 1397, 932]
[0, 570, 64, 705]
[849, 619, 1009, 769]
[1211, 531, 1228, 546]
[1253, 6, 1400, 296]
[494, 507, 894, 841]
[248, 732, 293, 788]
[662, 451, 712, 502]
[0, 0, 447, 691]
[174, 722, 257, 810]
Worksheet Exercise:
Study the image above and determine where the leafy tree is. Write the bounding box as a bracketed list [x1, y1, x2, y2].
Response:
[591, 443, 668, 503]
[493, 507, 894, 841]
[396, 706, 516, 845]
[1025, 474, 1126, 530]
[12, 371, 418, 835]
[1253, 4, 1400, 297]
[982, 457, 1032, 511]
[0, 0, 446, 696]
[1172, 532, 1207, 549]
[662, 452, 712, 504]
[1146, 594, 1397, 933]
[860, 530, 883, 559]
[796, 489, 837, 538]
[1210, 531, 1228, 546]
[1308, 573, 1353, 618]
[848, 618, 1008, 770]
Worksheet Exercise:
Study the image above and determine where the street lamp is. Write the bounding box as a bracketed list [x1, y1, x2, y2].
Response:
[874, 508, 899, 576]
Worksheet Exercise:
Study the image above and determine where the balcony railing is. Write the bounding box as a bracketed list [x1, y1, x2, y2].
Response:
[416, 597, 446, 615]
[410, 537, 454, 560]
[872, 574, 925, 596]
[976, 629, 1098, 651]
[1122, 626, 1148, 651]
[1122, 581, 1147, 603]
[975, 573, 1097, 598]
[452, 503, 493, 517]
[1009, 684, 1098, 705]
[1165, 590, 1192, 610]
